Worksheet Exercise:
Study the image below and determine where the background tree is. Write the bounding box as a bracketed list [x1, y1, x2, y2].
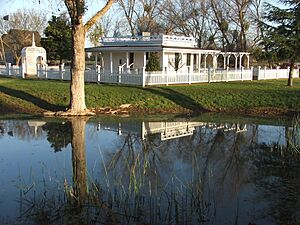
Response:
[41, 14, 72, 64]
[2, 29, 41, 65]
[87, 21, 104, 47]
[262, 0, 300, 86]
[145, 52, 160, 71]
[0, 8, 47, 35]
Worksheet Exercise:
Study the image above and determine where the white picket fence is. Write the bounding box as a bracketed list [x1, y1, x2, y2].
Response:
[144, 67, 252, 85]
[0, 63, 299, 86]
[254, 66, 299, 80]
[0, 64, 22, 77]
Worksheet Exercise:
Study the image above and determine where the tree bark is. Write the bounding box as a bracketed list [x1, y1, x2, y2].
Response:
[69, 22, 88, 114]
[288, 62, 294, 87]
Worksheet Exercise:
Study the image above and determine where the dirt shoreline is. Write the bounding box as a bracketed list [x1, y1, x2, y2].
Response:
[1, 104, 298, 119]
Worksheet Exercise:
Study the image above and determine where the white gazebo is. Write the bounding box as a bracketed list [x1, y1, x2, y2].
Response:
[21, 34, 47, 76]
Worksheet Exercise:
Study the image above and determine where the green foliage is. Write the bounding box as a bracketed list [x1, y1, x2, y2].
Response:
[87, 21, 104, 47]
[262, 0, 300, 63]
[145, 52, 161, 71]
[42, 121, 72, 152]
[41, 15, 72, 63]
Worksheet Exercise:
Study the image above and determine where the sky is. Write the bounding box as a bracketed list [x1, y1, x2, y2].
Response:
[0, 0, 107, 21]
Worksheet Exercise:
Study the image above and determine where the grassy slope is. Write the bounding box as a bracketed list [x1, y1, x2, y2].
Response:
[0, 76, 299, 115]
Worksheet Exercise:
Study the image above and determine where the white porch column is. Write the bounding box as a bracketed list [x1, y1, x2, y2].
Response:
[110, 52, 113, 74]
[181, 53, 184, 73]
[143, 52, 147, 68]
[213, 54, 218, 69]
[198, 53, 201, 72]
[239, 53, 243, 69]
[227, 55, 231, 68]
[204, 54, 208, 72]
[190, 53, 194, 73]
[95, 53, 98, 66]
[126, 52, 129, 71]
[223, 54, 226, 69]
[235, 54, 238, 70]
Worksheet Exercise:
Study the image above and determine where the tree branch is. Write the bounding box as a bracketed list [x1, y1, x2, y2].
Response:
[84, 0, 114, 32]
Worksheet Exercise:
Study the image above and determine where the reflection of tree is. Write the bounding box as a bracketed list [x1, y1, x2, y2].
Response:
[0, 122, 4, 136]
[42, 121, 72, 152]
[70, 117, 87, 206]
[251, 117, 300, 225]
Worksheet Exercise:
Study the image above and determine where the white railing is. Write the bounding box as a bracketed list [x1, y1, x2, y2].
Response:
[255, 66, 299, 80]
[0, 63, 22, 77]
[145, 67, 253, 86]
[101, 35, 197, 48]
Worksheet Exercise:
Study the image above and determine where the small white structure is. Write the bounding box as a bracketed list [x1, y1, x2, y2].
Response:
[85, 34, 252, 86]
[86, 34, 250, 75]
[21, 34, 47, 75]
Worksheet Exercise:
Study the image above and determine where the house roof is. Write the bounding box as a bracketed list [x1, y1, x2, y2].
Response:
[85, 35, 249, 56]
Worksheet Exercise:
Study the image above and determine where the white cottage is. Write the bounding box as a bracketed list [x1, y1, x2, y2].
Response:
[21, 34, 47, 75]
[85, 34, 251, 86]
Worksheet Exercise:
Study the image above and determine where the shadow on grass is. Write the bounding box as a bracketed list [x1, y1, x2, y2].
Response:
[0, 85, 66, 111]
[135, 86, 208, 114]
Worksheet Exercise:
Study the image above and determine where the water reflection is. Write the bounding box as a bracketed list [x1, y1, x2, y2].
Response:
[0, 117, 299, 224]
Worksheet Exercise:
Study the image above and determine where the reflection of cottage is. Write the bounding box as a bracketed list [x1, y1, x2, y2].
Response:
[21, 34, 47, 75]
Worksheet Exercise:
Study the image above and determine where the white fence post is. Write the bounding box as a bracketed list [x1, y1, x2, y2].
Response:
[142, 67, 146, 87]
[118, 71, 121, 84]
[45, 64, 48, 79]
[166, 71, 169, 86]
[287, 66, 290, 78]
[36, 64, 40, 77]
[257, 66, 261, 80]
[6, 63, 11, 76]
[276, 66, 279, 79]
[241, 66, 244, 81]
[188, 67, 191, 85]
[97, 65, 101, 82]
[264, 66, 266, 80]
[226, 66, 229, 82]
[208, 66, 211, 83]
[251, 66, 254, 81]
[21, 64, 25, 78]
[60, 63, 64, 80]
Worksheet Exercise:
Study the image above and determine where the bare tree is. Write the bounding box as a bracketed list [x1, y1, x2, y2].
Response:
[159, 0, 212, 47]
[117, 0, 137, 35]
[0, 8, 47, 35]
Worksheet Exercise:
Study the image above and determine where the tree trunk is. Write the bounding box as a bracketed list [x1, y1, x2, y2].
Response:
[288, 62, 294, 87]
[69, 23, 89, 114]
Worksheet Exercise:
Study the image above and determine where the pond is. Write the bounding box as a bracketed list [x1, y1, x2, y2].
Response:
[0, 116, 299, 225]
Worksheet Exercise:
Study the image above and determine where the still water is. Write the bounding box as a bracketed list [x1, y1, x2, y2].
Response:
[0, 116, 299, 225]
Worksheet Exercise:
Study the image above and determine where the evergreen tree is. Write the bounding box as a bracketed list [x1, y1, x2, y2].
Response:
[262, 0, 300, 86]
[146, 52, 161, 71]
[41, 15, 72, 64]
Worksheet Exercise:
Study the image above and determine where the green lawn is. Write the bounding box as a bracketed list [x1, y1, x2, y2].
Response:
[0, 76, 299, 116]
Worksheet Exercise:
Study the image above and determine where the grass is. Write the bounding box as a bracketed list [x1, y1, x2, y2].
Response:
[0, 76, 300, 116]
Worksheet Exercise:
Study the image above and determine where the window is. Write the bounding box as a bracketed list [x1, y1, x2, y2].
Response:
[186, 53, 191, 66]
[129, 53, 134, 69]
